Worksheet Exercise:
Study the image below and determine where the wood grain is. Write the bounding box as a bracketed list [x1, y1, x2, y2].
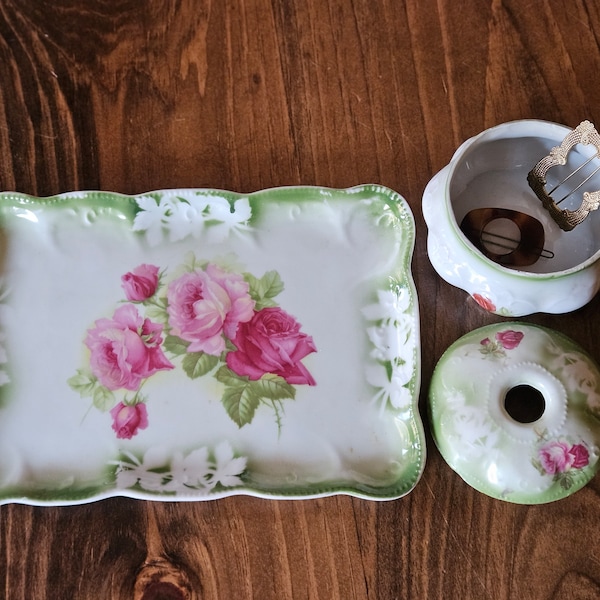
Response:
[1, 0, 600, 598]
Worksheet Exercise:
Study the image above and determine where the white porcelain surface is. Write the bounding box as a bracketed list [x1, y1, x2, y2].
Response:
[0, 185, 425, 504]
[422, 120, 600, 316]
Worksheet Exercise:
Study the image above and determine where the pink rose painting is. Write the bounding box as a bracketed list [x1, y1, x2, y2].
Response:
[472, 293, 496, 312]
[121, 263, 160, 302]
[110, 402, 149, 439]
[480, 329, 524, 357]
[167, 264, 255, 355]
[534, 439, 590, 490]
[84, 304, 174, 391]
[570, 443, 590, 469]
[226, 307, 317, 385]
[539, 440, 575, 474]
[70, 256, 317, 435]
[538, 441, 590, 475]
[495, 330, 524, 350]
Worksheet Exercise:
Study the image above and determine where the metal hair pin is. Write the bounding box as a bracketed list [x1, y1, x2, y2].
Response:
[528, 120, 600, 231]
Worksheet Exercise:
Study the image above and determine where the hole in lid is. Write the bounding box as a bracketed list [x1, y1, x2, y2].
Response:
[504, 384, 546, 424]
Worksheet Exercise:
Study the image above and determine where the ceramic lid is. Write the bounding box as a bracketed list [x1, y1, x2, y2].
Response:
[429, 322, 600, 503]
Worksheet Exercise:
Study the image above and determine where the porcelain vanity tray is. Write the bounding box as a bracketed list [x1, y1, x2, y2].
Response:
[0, 185, 424, 504]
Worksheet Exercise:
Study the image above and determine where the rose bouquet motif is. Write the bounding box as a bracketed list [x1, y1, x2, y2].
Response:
[532, 430, 590, 490]
[69, 255, 317, 438]
[479, 329, 524, 358]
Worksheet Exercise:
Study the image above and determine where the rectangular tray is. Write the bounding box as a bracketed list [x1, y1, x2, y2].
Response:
[0, 185, 424, 503]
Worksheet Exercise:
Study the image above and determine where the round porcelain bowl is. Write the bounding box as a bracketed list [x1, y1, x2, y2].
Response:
[423, 120, 600, 316]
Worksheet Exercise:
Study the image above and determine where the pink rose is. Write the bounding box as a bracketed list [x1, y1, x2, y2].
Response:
[121, 264, 160, 302]
[495, 330, 524, 350]
[472, 293, 496, 312]
[85, 304, 174, 391]
[539, 441, 575, 475]
[167, 264, 255, 355]
[569, 443, 590, 469]
[110, 402, 148, 439]
[226, 307, 317, 385]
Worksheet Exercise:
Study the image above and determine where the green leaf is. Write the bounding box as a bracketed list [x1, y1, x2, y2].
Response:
[259, 270, 284, 299]
[559, 472, 574, 490]
[244, 273, 260, 299]
[144, 295, 167, 307]
[67, 370, 97, 398]
[221, 384, 261, 427]
[181, 251, 208, 273]
[531, 458, 545, 477]
[250, 374, 295, 401]
[203, 218, 224, 227]
[245, 270, 284, 306]
[215, 365, 249, 387]
[163, 335, 190, 356]
[254, 297, 278, 310]
[182, 352, 219, 379]
[145, 301, 169, 324]
[93, 386, 116, 412]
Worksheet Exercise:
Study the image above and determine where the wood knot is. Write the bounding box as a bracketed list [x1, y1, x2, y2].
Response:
[141, 581, 186, 600]
[134, 558, 197, 600]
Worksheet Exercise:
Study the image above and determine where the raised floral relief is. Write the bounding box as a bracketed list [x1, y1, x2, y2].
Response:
[132, 192, 252, 246]
[0, 281, 11, 389]
[363, 287, 415, 414]
[441, 389, 500, 459]
[69, 255, 317, 437]
[479, 329, 524, 358]
[0, 333, 9, 389]
[546, 342, 600, 417]
[532, 432, 590, 490]
[113, 441, 247, 494]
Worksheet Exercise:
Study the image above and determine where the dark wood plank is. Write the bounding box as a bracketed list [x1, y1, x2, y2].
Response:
[1, 0, 600, 598]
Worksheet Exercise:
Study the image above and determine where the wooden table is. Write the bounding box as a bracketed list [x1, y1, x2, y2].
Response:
[1, 1, 600, 598]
